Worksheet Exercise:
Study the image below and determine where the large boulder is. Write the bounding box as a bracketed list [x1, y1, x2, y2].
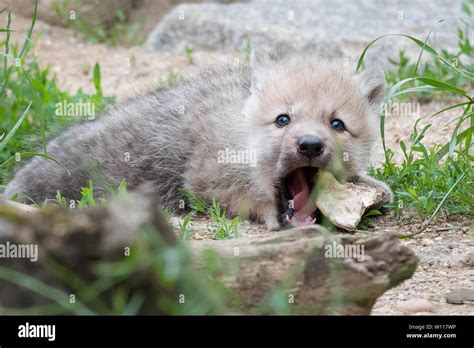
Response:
[145, 0, 468, 64]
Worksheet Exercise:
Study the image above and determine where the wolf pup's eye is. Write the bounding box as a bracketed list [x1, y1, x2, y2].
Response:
[275, 114, 291, 128]
[330, 119, 345, 132]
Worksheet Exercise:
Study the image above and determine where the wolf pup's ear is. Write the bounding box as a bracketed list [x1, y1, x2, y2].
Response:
[249, 48, 276, 93]
[353, 66, 386, 111]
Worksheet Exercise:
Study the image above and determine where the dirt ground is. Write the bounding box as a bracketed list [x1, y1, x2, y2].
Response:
[3, 13, 474, 315]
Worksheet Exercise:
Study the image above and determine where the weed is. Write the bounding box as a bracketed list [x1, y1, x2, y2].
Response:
[242, 39, 252, 60]
[357, 209, 383, 230]
[178, 189, 209, 214]
[184, 45, 194, 64]
[178, 212, 194, 240]
[156, 69, 183, 89]
[208, 199, 239, 240]
[178, 190, 239, 239]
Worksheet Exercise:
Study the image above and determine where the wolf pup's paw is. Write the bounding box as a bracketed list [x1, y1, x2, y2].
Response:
[265, 215, 281, 231]
[350, 174, 393, 206]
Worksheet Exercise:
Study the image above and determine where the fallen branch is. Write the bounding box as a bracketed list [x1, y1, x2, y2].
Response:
[0, 194, 418, 314]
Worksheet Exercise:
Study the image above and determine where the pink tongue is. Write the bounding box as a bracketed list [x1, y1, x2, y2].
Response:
[288, 168, 309, 211]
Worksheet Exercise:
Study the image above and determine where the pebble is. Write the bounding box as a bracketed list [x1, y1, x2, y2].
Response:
[446, 289, 474, 304]
[421, 238, 434, 246]
[462, 253, 474, 267]
[396, 298, 434, 313]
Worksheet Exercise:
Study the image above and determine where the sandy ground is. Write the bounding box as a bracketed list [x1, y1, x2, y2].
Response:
[3, 13, 473, 315]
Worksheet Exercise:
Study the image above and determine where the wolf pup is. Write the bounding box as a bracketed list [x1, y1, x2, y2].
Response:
[4, 49, 392, 230]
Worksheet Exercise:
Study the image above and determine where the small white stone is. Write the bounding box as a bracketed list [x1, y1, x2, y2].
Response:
[421, 238, 434, 246]
[396, 298, 434, 313]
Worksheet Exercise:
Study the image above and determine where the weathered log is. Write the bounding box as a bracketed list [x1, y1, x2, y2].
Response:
[0, 194, 418, 314]
[190, 227, 418, 314]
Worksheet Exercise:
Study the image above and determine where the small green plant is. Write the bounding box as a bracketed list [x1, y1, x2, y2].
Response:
[78, 180, 97, 207]
[357, 209, 383, 230]
[178, 189, 209, 214]
[179, 190, 239, 239]
[52, 180, 128, 208]
[184, 46, 194, 64]
[208, 199, 240, 240]
[54, 190, 68, 207]
[157, 69, 183, 89]
[178, 212, 194, 239]
[242, 39, 252, 60]
[101, 179, 128, 200]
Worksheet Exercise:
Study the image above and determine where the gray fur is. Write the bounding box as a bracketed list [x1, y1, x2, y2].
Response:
[5, 63, 251, 205]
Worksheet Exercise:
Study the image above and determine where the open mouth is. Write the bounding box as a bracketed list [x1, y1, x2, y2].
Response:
[280, 166, 319, 226]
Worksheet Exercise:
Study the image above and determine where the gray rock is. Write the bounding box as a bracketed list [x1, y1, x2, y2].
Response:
[462, 252, 474, 267]
[145, 0, 469, 65]
[446, 288, 474, 304]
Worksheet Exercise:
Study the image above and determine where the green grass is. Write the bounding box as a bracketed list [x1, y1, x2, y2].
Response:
[360, 0, 474, 230]
[184, 46, 194, 64]
[207, 199, 240, 240]
[53, 179, 128, 208]
[369, 120, 473, 218]
[178, 189, 209, 214]
[242, 39, 252, 60]
[179, 190, 240, 239]
[0, 3, 114, 189]
[178, 212, 194, 240]
[385, 23, 473, 102]
[52, 0, 143, 46]
[157, 69, 183, 88]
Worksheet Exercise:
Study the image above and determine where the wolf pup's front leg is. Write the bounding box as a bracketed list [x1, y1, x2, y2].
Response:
[264, 210, 282, 231]
[251, 200, 281, 231]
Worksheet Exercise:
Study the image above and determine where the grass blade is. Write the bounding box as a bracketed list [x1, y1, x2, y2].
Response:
[0, 101, 32, 150]
[18, 0, 37, 59]
[0, 266, 95, 315]
[434, 126, 474, 161]
[1, 6, 12, 94]
[429, 101, 471, 119]
[0, 152, 71, 176]
[357, 33, 474, 82]
[416, 77, 468, 97]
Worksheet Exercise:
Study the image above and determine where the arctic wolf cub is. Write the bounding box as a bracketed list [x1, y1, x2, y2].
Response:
[5, 49, 392, 230]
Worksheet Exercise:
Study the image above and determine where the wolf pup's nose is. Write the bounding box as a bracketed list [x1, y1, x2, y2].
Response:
[297, 136, 324, 158]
